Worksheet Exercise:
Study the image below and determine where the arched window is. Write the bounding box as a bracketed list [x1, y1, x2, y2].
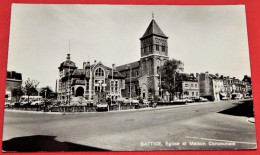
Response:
[95, 67, 104, 77]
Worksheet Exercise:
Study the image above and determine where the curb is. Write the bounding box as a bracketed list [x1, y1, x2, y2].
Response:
[4, 99, 250, 115]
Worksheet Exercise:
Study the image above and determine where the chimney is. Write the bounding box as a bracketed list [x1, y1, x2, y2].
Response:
[112, 63, 116, 71]
[94, 60, 97, 65]
[83, 62, 86, 69]
[215, 73, 219, 77]
[86, 61, 90, 67]
[66, 54, 70, 61]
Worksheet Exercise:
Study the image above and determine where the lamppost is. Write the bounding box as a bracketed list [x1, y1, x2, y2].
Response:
[44, 89, 47, 99]
[173, 71, 176, 101]
[98, 80, 103, 101]
[111, 64, 115, 103]
[158, 68, 163, 100]
[127, 64, 132, 105]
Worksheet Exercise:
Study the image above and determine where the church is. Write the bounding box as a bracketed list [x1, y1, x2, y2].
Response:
[116, 18, 170, 100]
[57, 17, 170, 103]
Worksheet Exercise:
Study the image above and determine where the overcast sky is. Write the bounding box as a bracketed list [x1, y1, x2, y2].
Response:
[7, 4, 251, 89]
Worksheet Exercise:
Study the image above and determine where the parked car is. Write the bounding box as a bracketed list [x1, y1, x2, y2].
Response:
[30, 100, 44, 106]
[244, 96, 250, 99]
[142, 99, 149, 104]
[172, 98, 194, 103]
[199, 97, 208, 102]
[222, 97, 229, 101]
[131, 98, 139, 105]
[96, 102, 109, 111]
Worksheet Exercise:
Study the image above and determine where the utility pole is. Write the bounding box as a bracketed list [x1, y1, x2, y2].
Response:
[127, 64, 132, 105]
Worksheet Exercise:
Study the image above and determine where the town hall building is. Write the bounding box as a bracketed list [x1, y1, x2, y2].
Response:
[57, 54, 125, 103]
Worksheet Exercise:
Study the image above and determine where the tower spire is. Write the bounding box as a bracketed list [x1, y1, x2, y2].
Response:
[69, 40, 71, 54]
[152, 12, 154, 19]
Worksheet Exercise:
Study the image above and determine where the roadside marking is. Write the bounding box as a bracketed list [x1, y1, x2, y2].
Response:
[186, 136, 256, 145]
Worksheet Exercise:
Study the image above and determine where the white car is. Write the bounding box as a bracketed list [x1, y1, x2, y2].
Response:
[199, 97, 208, 102]
[96, 103, 109, 111]
[130, 98, 139, 104]
[30, 100, 44, 106]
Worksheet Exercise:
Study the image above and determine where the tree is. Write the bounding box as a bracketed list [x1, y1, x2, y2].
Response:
[159, 58, 184, 100]
[11, 86, 23, 102]
[22, 78, 39, 104]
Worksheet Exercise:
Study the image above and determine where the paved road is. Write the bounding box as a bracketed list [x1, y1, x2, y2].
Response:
[2, 99, 257, 151]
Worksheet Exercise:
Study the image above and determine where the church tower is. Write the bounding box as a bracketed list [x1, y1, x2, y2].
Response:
[139, 18, 169, 98]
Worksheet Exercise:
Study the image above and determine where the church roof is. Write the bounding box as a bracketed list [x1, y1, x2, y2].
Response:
[116, 61, 140, 72]
[72, 69, 84, 77]
[140, 19, 168, 40]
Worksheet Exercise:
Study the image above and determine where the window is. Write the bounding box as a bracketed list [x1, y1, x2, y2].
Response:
[192, 92, 194, 96]
[110, 80, 114, 93]
[191, 84, 194, 87]
[156, 43, 159, 51]
[86, 80, 89, 90]
[195, 84, 197, 88]
[196, 92, 198, 96]
[115, 81, 119, 92]
[162, 43, 165, 52]
[94, 80, 104, 92]
[185, 84, 189, 87]
[95, 67, 104, 77]
[149, 45, 152, 52]
[136, 71, 139, 76]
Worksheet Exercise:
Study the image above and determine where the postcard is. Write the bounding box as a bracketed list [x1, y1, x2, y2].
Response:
[2, 4, 256, 152]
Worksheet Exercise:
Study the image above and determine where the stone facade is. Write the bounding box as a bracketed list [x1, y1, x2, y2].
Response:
[5, 71, 23, 103]
[198, 72, 251, 101]
[182, 81, 200, 99]
[57, 54, 125, 104]
[117, 19, 169, 99]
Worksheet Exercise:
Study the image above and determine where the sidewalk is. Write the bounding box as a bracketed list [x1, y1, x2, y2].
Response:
[5, 101, 217, 115]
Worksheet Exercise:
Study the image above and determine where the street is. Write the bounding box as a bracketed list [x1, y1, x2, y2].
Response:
[2, 99, 257, 151]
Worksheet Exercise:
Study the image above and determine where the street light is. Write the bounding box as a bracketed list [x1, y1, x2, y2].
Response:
[98, 80, 103, 101]
[173, 71, 176, 101]
[158, 68, 163, 100]
[127, 64, 132, 105]
[111, 64, 115, 103]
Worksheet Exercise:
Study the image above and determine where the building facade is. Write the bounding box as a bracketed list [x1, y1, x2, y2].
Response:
[198, 72, 224, 101]
[57, 54, 125, 104]
[198, 72, 252, 101]
[5, 71, 23, 103]
[182, 81, 200, 99]
[116, 19, 169, 100]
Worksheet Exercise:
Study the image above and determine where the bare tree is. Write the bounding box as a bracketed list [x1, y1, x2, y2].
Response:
[22, 78, 39, 104]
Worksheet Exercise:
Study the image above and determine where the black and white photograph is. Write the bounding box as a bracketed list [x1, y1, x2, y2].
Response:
[3, 4, 256, 152]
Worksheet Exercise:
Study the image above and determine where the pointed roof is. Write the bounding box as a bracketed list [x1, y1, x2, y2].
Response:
[140, 19, 168, 40]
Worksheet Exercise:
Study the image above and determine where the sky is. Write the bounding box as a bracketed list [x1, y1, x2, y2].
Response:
[7, 4, 251, 90]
